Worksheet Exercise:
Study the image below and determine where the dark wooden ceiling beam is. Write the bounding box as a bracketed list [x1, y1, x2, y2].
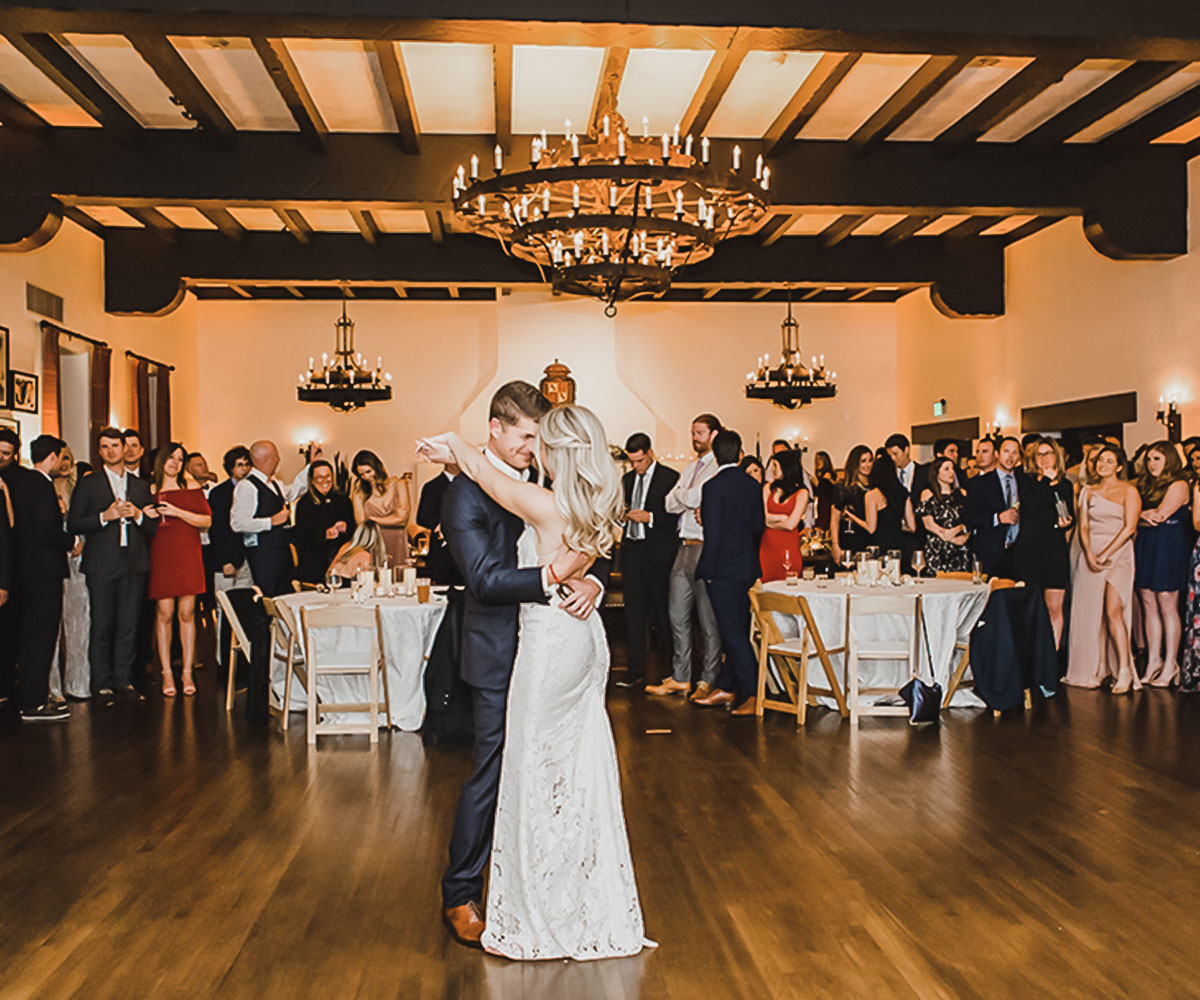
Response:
[4, 32, 142, 135]
[374, 40, 420, 154]
[941, 215, 1007, 239]
[588, 45, 627, 135]
[126, 34, 236, 143]
[275, 207, 311, 244]
[680, 29, 749, 137]
[935, 57, 1077, 153]
[251, 36, 328, 151]
[882, 215, 937, 244]
[757, 213, 800, 246]
[996, 216, 1060, 244]
[350, 208, 380, 245]
[425, 208, 446, 244]
[763, 52, 861, 156]
[197, 206, 244, 241]
[1102, 79, 1200, 146]
[0, 82, 47, 131]
[850, 54, 972, 151]
[493, 42, 512, 154]
[123, 205, 177, 240]
[821, 213, 871, 246]
[1019, 60, 1192, 150]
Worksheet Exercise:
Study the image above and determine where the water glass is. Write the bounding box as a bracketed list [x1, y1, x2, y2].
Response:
[971, 556, 984, 585]
[911, 550, 926, 579]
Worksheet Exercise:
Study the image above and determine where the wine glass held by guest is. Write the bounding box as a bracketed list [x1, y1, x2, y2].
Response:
[351, 450, 411, 565]
[758, 450, 809, 582]
[1065, 445, 1142, 694]
[147, 443, 212, 697]
[914, 456, 970, 573]
[830, 444, 873, 566]
[1134, 441, 1191, 687]
[327, 519, 388, 580]
[294, 459, 355, 585]
[1017, 438, 1075, 648]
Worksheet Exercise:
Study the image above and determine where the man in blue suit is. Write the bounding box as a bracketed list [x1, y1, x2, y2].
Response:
[693, 429, 765, 718]
[439, 380, 607, 947]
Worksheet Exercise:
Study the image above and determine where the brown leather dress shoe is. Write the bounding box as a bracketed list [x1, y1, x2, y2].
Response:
[443, 901, 486, 947]
[688, 682, 712, 703]
[730, 697, 757, 716]
[692, 688, 735, 708]
[645, 678, 690, 697]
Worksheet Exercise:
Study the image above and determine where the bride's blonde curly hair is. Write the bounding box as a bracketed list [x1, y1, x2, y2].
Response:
[538, 404, 623, 560]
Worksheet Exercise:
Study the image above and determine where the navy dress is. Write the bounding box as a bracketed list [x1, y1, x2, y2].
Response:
[1134, 508, 1192, 592]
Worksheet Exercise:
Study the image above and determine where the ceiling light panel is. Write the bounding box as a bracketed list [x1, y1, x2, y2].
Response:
[1068, 62, 1200, 142]
[295, 208, 358, 232]
[169, 36, 295, 131]
[890, 56, 1033, 140]
[283, 38, 394, 132]
[61, 33, 191, 128]
[785, 213, 842, 235]
[226, 207, 286, 230]
[978, 214, 1038, 235]
[618, 48, 715, 135]
[374, 209, 430, 233]
[154, 206, 218, 229]
[798, 53, 929, 140]
[77, 205, 143, 227]
[400, 42, 493, 134]
[706, 51, 826, 138]
[913, 214, 971, 235]
[850, 213, 909, 235]
[980, 59, 1131, 141]
[512, 45, 605, 134]
[0, 35, 99, 125]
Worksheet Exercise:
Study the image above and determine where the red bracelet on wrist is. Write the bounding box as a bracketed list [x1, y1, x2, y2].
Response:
[549, 564, 562, 586]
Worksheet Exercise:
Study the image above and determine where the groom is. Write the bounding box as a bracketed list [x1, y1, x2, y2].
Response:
[440, 380, 607, 947]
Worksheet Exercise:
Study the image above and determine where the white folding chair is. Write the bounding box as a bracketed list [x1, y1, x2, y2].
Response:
[845, 593, 921, 727]
[299, 604, 392, 745]
[215, 586, 262, 712]
[750, 584, 848, 726]
[259, 595, 302, 726]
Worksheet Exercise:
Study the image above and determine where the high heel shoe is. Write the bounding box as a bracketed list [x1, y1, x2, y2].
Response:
[1150, 665, 1179, 688]
[182, 667, 196, 697]
[1141, 659, 1165, 685]
[161, 668, 177, 697]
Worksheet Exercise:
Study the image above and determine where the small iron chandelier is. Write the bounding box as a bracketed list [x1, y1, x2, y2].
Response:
[451, 85, 770, 316]
[744, 293, 837, 410]
[297, 287, 393, 412]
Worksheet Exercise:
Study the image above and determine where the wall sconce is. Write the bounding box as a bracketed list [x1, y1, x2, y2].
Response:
[299, 440, 323, 464]
[1157, 396, 1182, 443]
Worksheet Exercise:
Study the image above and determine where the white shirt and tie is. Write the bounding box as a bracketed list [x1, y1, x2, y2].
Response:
[664, 451, 717, 541]
[625, 462, 657, 542]
[995, 469, 1020, 546]
[102, 464, 141, 547]
[231, 466, 310, 536]
[899, 461, 918, 494]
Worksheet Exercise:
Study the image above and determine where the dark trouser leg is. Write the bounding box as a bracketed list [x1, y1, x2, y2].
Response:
[649, 550, 675, 665]
[621, 542, 651, 682]
[112, 570, 147, 690]
[709, 576, 758, 702]
[87, 575, 118, 693]
[441, 683, 508, 909]
[247, 547, 289, 598]
[17, 577, 63, 713]
[0, 601, 18, 701]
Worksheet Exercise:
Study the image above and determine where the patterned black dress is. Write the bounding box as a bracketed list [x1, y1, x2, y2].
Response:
[1181, 532, 1200, 693]
[914, 488, 971, 573]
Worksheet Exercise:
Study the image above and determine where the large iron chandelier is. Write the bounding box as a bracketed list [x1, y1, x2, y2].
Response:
[744, 293, 837, 410]
[451, 94, 770, 316]
[297, 287, 393, 412]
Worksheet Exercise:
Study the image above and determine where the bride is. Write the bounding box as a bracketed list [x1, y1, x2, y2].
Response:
[418, 404, 651, 961]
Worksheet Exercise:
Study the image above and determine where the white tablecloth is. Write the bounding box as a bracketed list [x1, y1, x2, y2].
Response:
[276, 591, 448, 730]
[761, 578, 991, 708]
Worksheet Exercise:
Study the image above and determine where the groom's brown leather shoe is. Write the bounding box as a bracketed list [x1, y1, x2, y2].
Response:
[443, 901, 485, 948]
[692, 687, 735, 708]
[730, 697, 757, 716]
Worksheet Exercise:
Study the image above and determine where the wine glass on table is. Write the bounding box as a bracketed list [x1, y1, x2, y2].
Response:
[911, 550, 925, 582]
[783, 549, 797, 587]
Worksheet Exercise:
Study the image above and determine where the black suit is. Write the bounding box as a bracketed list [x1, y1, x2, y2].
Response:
[415, 472, 462, 586]
[0, 468, 18, 702]
[620, 462, 680, 681]
[439, 470, 610, 909]
[67, 467, 157, 692]
[207, 478, 246, 575]
[10, 469, 74, 711]
[965, 468, 1050, 580]
[696, 466, 765, 702]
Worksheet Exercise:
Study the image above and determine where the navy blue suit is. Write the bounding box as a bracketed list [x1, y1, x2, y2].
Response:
[696, 465, 765, 702]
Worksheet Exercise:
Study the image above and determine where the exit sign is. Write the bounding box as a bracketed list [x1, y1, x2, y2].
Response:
[933, 398, 947, 417]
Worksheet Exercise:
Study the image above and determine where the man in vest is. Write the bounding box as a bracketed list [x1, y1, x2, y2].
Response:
[230, 440, 311, 596]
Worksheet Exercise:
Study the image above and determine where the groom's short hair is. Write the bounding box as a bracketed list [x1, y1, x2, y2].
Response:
[490, 380, 552, 426]
[713, 430, 743, 466]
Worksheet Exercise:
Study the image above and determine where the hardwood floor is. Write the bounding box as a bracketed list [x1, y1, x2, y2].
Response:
[2, 668, 1199, 999]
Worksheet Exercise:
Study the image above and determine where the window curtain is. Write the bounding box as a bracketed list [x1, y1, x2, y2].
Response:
[134, 359, 151, 474]
[155, 365, 171, 452]
[88, 344, 111, 469]
[41, 324, 61, 437]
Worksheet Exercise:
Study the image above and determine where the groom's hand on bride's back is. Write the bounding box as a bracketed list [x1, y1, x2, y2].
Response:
[559, 577, 601, 620]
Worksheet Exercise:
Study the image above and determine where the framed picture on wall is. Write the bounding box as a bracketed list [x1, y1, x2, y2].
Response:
[0, 325, 9, 410]
[9, 371, 38, 414]
[0, 415, 16, 436]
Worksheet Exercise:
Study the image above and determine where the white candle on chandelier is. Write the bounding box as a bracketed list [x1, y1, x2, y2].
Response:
[572, 184, 580, 209]
[685, 134, 693, 157]
[477, 194, 485, 213]
[571, 133, 580, 159]
[470, 154, 478, 179]
[761, 166, 770, 190]
[564, 118, 572, 139]
[574, 231, 583, 256]
[530, 137, 541, 163]
[603, 115, 610, 138]
[645, 187, 652, 211]
[452, 176, 460, 197]
[541, 128, 548, 148]
[642, 115, 649, 139]
[543, 188, 551, 213]
[617, 131, 626, 158]
[456, 164, 465, 186]
[661, 132, 669, 158]
[819, 354, 825, 367]
[673, 123, 680, 147]
[701, 136, 710, 163]
[552, 240, 563, 263]
[609, 185, 617, 208]
[698, 196, 707, 222]
[322, 352, 328, 365]
[732, 145, 741, 170]
[754, 153, 763, 179]
[308, 356, 314, 371]
[494, 144, 503, 171]
[601, 231, 610, 256]
[675, 189, 684, 214]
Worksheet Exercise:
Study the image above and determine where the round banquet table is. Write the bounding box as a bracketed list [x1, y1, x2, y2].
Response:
[276, 590, 448, 730]
[761, 577, 991, 709]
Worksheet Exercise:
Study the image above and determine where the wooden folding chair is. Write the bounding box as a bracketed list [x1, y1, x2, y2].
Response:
[259, 595, 301, 726]
[215, 586, 262, 712]
[299, 604, 392, 745]
[750, 584, 848, 726]
[845, 593, 921, 727]
[941, 575, 1022, 710]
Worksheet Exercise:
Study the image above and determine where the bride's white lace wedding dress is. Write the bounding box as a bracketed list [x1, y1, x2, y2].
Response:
[480, 525, 650, 961]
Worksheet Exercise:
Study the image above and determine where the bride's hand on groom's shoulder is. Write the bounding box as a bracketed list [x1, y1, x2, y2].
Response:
[416, 435, 455, 465]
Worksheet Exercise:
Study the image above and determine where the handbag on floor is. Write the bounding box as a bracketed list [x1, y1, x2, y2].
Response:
[898, 603, 942, 725]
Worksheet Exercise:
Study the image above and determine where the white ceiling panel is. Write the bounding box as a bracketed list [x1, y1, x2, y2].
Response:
[375, 209, 430, 233]
[169, 36, 296, 131]
[1152, 112, 1200, 143]
[850, 213, 908, 235]
[155, 205, 217, 229]
[1068, 63, 1200, 142]
[618, 48, 714, 136]
[890, 56, 1033, 141]
[61, 33, 191, 128]
[784, 213, 841, 235]
[978, 214, 1038, 235]
[283, 38, 394, 132]
[296, 207, 358, 232]
[400, 42, 493, 134]
[798, 53, 929, 140]
[914, 214, 971, 235]
[980, 59, 1130, 141]
[0, 36, 99, 125]
[77, 205, 143, 227]
[512, 45, 605, 135]
[706, 51, 826, 138]
[227, 207, 286, 230]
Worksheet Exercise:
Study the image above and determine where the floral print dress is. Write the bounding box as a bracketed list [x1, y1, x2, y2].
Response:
[914, 489, 971, 573]
[1181, 533, 1200, 693]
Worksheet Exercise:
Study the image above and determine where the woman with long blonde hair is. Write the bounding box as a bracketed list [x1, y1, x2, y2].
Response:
[417, 401, 649, 962]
